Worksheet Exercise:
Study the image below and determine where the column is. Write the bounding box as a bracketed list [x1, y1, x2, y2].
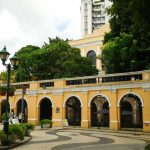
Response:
[109, 90, 120, 130]
[81, 92, 89, 128]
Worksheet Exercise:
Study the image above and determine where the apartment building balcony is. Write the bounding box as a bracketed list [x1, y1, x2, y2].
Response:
[93, 20, 105, 24]
[93, 8, 101, 11]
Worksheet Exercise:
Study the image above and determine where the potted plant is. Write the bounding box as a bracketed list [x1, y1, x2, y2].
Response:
[0, 86, 15, 96]
[25, 123, 35, 135]
[40, 119, 53, 128]
[0, 86, 6, 96]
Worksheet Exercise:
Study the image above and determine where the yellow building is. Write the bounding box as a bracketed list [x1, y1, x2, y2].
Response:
[0, 70, 150, 132]
[69, 24, 110, 74]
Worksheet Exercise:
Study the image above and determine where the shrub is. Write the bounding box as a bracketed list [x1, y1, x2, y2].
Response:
[22, 123, 35, 136]
[2, 113, 7, 121]
[41, 119, 53, 128]
[19, 124, 28, 136]
[41, 119, 53, 125]
[25, 123, 35, 130]
[9, 124, 24, 141]
[145, 144, 150, 150]
[0, 86, 16, 96]
[0, 130, 7, 145]
[0, 86, 6, 95]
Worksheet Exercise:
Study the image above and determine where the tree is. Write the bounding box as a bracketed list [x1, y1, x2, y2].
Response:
[0, 71, 15, 84]
[15, 38, 98, 82]
[102, 0, 150, 73]
[15, 45, 40, 82]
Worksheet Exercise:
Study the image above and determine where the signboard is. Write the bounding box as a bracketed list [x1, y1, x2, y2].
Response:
[56, 107, 60, 113]
[63, 119, 69, 127]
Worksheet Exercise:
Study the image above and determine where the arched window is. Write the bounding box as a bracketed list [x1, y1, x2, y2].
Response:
[87, 50, 96, 67]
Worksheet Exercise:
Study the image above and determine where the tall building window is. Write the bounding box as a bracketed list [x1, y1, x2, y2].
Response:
[87, 50, 96, 67]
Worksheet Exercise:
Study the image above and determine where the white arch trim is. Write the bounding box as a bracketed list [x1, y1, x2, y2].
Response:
[37, 96, 54, 108]
[63, 95, 83, 107]
[117, 92, 144, 107]
[88, 94, 111, 107]
[14, 98, 29, 109]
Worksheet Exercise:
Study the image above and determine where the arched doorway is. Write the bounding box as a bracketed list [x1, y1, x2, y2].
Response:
[0, 100, 6, 122]
[17, 99, 28, 123]
[65, 96, 81, 126]
[91, 95, 109, 127]
[120, 94, 143, 128]
[87, 50, 96, 67]
[40, 98, 52, 121]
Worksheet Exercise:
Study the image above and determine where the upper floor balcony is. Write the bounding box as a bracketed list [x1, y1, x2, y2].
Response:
[0, 70, 149, 94]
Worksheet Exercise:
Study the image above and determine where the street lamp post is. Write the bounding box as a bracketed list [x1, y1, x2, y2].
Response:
[0, 46, 19, 134]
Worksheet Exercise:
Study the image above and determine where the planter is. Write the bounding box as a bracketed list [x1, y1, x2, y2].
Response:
[40, 119, 53, 129]
[0, 86, 15, 97]
[43, 124, 50, 128]
[0, 92, 6, 96]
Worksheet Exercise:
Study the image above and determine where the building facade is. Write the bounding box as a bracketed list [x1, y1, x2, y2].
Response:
[81, 0, 112, 35]
[69, 24, 110, 74]
[0, 70, 150, 132]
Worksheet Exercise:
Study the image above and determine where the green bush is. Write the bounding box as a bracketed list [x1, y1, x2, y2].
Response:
[9, 124, 24, 141]
[2, 113, 7, 121]
[0, 130, 7, 145]
[41, 119, 53, 125]
[19, 124, 28, 136]
[21, 123, 35, 136]
[25, 123, 35, 130]
[145, 144, 150, 150]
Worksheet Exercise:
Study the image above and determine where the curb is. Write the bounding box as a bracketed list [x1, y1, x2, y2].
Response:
[0, 136, 32, 150]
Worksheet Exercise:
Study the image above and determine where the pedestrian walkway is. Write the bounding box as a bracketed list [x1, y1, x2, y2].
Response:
[8, 126, 149, 150]
[0, 124, 149, 150]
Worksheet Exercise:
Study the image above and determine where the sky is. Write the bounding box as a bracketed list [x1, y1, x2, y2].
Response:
[0, 0, 81, 72]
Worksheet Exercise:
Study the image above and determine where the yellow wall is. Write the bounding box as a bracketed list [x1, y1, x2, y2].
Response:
[0, 70, 150, 132]
[69, 24, 110, 74]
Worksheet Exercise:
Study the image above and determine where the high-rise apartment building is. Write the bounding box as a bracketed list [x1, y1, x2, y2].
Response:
[81, 0, 112, 36]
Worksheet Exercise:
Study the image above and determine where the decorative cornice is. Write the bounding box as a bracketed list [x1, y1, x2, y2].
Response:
[13, 81, 150, 96]
[72, 41, 103, 48]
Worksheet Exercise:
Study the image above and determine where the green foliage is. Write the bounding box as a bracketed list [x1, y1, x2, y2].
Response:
[23, 123, 35, 130]
[15, 38, 98, 82]
[9, 124, 24, 141]
[145, 144, 150, 150]
[103, 0, 150, 73]
[20, 123, 34, 136]
[0, 86, 6, 95]
[0, 130, 7, 145]
[103, 33, 140, 73]
[0, 71, 16, 83]
[41, 119, 53, 125]
[2, 113, 6, 120]
[0, 86, 16, 96]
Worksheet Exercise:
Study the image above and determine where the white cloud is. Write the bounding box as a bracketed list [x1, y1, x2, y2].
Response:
[0, 0, 81, 72]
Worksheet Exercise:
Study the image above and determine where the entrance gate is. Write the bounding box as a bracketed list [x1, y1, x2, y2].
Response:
[66, 96, 81, 126]
[91, 95, 109, 127]
[120, 94, 143, 128]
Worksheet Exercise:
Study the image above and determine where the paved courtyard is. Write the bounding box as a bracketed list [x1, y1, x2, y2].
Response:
[9, 126, 150, 150]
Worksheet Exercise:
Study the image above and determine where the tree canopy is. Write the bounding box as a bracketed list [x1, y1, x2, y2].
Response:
[102, 0, 150, 73]
[15, 38, 98, 82]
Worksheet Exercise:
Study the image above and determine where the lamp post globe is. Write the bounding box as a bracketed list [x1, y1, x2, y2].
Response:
[0, 46, 19, 134]
[0, 46, 10, 65]
[10, 53, 20, 68]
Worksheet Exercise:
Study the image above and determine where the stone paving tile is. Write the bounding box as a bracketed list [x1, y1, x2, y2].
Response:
[0, 125, 149, 150]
